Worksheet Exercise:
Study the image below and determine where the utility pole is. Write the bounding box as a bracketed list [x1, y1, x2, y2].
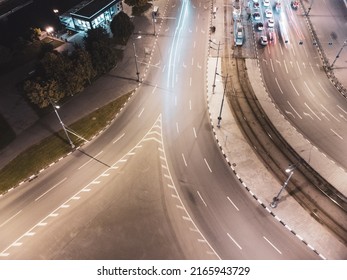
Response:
[48, 97, 75, 149]
[133, 42, 140, 82]
[217, 73, 228, 128]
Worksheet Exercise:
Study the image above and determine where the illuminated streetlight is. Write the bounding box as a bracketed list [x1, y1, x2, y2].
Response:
[270, 163, 299, 208]
[48, 97, 75, 149]
[46, 26, 54, 36]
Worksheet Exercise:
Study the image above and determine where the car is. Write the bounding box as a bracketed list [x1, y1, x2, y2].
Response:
[253, 0, 259, 2]
[264, 9, 273, 18]
[256, 22, 264, 31]
[263, 0, 270, 7]
[253, 2, 260, 9]
[291, 1, 299, 9]
[260, 35, 268, 45]
[275, 0, 282, 13]
[267, 18, 274, 28]
[252, 12, 261, 21]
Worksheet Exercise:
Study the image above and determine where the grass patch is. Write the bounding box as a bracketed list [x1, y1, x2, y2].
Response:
[0, 90, 133, 194]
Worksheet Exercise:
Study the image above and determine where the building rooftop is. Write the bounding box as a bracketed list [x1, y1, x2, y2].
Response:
[71, 0, 119, 19]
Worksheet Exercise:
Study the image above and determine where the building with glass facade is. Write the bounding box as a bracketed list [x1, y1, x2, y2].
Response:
[59, 0, 122, 32]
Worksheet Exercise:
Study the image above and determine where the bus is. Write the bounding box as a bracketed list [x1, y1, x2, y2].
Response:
[278, 21, 289, 44]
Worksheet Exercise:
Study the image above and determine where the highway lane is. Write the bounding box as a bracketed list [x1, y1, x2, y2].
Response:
[0, 0, 321, 259]
[256, 0, 347, 169]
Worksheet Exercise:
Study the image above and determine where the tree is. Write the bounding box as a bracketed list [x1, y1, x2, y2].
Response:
[124, 0, 151, 15]
[84, 27, 118, 75]
[71, 48, 96, 85]
[110, 11, 135, 45]
[24, 78, 64, 108]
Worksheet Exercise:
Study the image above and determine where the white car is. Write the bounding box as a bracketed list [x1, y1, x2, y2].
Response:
[253, 0, 259, 2]
[264, 9, 273, 18]
[267, 18, 274, 28]
[252, 12, 261, 21]
[263, 0, 270, 6]
[260, 35, 268, 45]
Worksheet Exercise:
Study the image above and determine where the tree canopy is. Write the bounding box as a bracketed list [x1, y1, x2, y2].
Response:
[110, 11, 135, 45]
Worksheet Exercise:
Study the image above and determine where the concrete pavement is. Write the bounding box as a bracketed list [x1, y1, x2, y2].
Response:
[0, 0, 346, 259]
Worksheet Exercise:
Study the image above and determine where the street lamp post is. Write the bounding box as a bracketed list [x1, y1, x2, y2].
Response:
[210, 40, 221, 94]
[270, 163, 299, 208]
[132, 42, 140, 82]
[48, 97, 75, 149]
[152, 11, 156, 36]
[217, 73, 228, 128]
[330, 39, 347, 69]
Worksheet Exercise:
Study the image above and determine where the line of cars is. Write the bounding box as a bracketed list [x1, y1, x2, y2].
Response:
[252, 0, 278, 46]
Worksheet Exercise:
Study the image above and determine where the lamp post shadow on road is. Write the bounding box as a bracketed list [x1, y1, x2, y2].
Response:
[330, 39, 347, 69]
[132, 42, 141, 82]
[216, 73, 229, 128]
[270, 163, 300, 208]
[209, 40, 222, 95]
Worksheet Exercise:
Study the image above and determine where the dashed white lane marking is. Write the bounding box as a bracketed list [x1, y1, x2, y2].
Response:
[193, 127, 197, 138]
[275, 77, 284, 94]
[321, 104, 340, 123]
[113, 133, 125, 144]
[296, 61, 302, 76]
[204, 158, 212, 173]
[176, 122, 179, 133]
[304, 102, 321, 120]
[0, 210, 22, 228]
[283, 60, 289, 74]
[138, 108, 145, 118]
[197, 191, 207, 207]
[263, 236, 282, 254]
[331, 129, 344, 140]
[270, 58, 274, 72]
[287, 101, 302, 119]
[35, 177, 67, 201]
[227, 233, 242, 250]
[182, 153, 187, 166]
[227, 196, 240, 211]
[304, 81, 315, 97]
[289, 79, 300, 96]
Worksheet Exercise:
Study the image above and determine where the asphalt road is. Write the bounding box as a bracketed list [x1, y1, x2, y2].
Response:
[256, 1, 347, 169]
[0, 0, 322, 259]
